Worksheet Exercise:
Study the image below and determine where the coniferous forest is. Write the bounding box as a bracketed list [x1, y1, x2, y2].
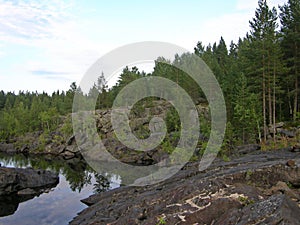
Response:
[0, 0, 299, 150]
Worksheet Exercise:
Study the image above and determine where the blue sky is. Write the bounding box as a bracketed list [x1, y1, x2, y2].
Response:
[0, 0, 287, 93]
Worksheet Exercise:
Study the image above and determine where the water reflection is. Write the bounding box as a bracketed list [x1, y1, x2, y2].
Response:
[0, 153, 120, 225]
[0, 193, 36, 217]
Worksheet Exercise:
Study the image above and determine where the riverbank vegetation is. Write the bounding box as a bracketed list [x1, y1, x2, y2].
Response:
[0, 0, 299, 154]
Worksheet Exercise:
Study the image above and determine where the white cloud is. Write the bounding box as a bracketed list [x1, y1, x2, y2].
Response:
[199, 0, 288, 46]
[199, 12, 252, 46]
[236, 0, 287, 11]
[0, 0, 290, 93]
[0, 0, 72, 41]
[0, 0, 106, 92]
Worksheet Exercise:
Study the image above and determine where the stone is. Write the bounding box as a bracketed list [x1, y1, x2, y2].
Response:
[279, 129, 296, 138]
[236, 144, 261, 155]
[0, 143, 18, 154]
[17, 188, 37, 196]
[267, 181, 300, 201]
[217, 194, 300, 225]
[287, 159, 296, 168]
[0, 167, 58, 195]
[291, 143, 300, 152]
[67, 135, 75, 145]
[61, 151, 76, 160]
[65, 145, 79, 153]
[70, 149, 300, 225]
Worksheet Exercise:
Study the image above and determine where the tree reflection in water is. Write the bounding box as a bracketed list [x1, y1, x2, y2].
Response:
[0, 153, 117, 193]
[93, 173, 110, 193]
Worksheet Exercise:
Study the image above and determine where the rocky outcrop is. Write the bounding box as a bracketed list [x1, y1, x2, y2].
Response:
[0, 143, 18, 154]
[70, 149, 300, 225]
[0, 132, 83, 161]
[0, 167, 59, 196]
[236, 144, 261, 155]
[217, 194, 300, 225]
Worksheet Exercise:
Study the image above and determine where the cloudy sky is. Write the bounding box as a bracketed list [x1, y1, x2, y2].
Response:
[0, 0, 287, 93]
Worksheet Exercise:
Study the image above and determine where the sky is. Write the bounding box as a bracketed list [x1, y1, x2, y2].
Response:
[0, 0, 288, 93]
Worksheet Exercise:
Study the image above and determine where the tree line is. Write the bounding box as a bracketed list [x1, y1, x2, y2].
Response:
[0, 0, 299, 146]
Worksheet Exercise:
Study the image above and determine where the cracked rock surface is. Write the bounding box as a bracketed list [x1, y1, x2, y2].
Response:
[70, 149, 300, 225]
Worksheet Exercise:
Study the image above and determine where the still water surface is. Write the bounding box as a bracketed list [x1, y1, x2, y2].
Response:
[0, 153, 120, 225]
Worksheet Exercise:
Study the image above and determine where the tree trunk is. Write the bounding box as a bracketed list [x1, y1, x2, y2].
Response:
[273, 60, 276, 142]
[294, 43, 299, 121]
[268, 51, 272, 126]
[262, 40, 267, 143]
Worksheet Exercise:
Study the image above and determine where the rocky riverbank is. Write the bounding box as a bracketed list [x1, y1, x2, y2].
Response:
[0, 166, 59, 196]
[0, 100, 210, 164]
[0, 166, 59, 217]
[70, 148, 300, 225]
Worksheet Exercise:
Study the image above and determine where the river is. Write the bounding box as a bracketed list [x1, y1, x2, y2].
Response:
[0, 153, 121, 225]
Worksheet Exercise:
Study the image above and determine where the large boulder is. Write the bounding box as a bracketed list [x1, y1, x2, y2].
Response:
[0, 167, 59, 195]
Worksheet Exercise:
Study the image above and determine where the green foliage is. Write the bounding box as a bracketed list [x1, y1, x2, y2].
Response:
[238, 195, 255, 206]
[245, 170, 253, 180]
[53, 134, 64, 145]
[165, 108, 180, 132]
[161, 138, 173, 154]
[156, 216, 166, 225]
[222, 154, 231, 162]
[38, 132, 48, 152]
[0, 0, 299, 150]
[286, 181, 293, 189]
[60, 116, 73, 138]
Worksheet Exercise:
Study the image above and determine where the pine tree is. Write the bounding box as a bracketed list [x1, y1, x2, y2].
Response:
[279, 0, 300, 120]
[248, 0, 279, 142]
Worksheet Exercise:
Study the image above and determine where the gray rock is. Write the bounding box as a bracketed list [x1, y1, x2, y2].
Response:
[0, 167, 58, 195]
[17, 188, 37, 196]
[67, 135, 75, 145]
[61, 151, 76, 160]
[217, 194, 300, 225]
[279, 129, 296, 138]
[0, 143, 18, 154]
[236, 144, 261, 155]
[65, 145, 79, 153]
[70, 149, 300, 225]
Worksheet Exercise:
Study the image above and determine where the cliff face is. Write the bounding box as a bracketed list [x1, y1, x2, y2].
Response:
[0, 100, 209, 164]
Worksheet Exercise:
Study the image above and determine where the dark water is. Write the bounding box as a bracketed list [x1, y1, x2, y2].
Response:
[0, 153, 120, 225]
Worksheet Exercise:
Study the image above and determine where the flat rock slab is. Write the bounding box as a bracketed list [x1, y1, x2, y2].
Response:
[70, 149, 300, 225]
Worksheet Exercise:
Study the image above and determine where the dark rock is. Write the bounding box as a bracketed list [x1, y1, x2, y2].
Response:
[279, 129, 296, 138]
[70, 149, 300, 225]
[61, 151, 76, 160]
[0, 143, 18, 154]
[0, 193, 35, 217]
[0, 167, 58, 195]
[65, 145, 79, 154]
[287, 159, 296, 168]
[291, 143, 300, 152]
[20, 145, 29, 154]
[67, 135, 75, 145]
[194, 97, 207, 105]
[236, 144, 261, 155]
[217, 194, 300, 225]
[267, 181, 300, 200]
